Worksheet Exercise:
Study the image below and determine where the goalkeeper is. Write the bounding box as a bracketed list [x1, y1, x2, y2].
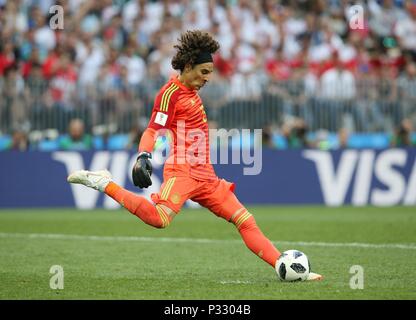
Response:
[68, 30, 321, 280]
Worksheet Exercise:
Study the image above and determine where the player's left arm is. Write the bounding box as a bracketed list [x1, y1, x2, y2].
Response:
[131, 128, 156, 188]
[132, 87, 179, 188]
[139, 85, 180, 152]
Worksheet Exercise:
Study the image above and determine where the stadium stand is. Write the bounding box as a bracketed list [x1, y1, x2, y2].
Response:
[1, 0, 416, 151]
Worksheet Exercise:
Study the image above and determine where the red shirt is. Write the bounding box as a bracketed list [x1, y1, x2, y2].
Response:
[50, 67, 78, 102]
[148, 76, 217, 181]
[0, 54, 14, 75]
[42, 53, 60, 79]
[265, 58, 291, 80]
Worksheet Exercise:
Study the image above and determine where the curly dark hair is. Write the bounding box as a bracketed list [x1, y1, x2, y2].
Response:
[171, 30, 220, 72]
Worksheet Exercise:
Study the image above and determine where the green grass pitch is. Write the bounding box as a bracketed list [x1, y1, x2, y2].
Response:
[0, 206, 415, 300]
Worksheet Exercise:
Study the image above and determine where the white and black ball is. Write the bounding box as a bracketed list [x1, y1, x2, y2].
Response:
[275, 250, 310, 282]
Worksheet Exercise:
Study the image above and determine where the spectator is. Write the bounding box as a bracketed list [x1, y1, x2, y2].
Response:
[368, 0, 406, 39]
[320, 52, 357, 100]
[1, 0, 416, 147]
[265, 46, 292, 81]
[77, 37, 106, 89]
[48, 52, 78, 111]
[394, 3, 416, 54]
[42, 45, 64, 80]
[103, 13, 128, 51]
[213, 44, 238, 79]
[397, 61, 416, 126]
[318, 51, 357, 131]
[126, 120, 146, 151]
[226, 57, 264, 128]
[2, 1, 28, 35]
[24, 61, 48, 130]
[59, 118, 92, 150]
[288, 118, 311, 148]
[138, 59, 167, 117]
[262, 125, 276, 149]
[337, 127, 350, 149]
[228, 58, 263, 101]
[31, 5, 56, 52]
[281, 117, 312, 149]
[0, 41, 16, 76]
[117, 43, 146, 88]
[6, 128, 30, 151]
[1, 65, 25, 133]
[199, 72, 229, 124]
[391, 118, 415, 146]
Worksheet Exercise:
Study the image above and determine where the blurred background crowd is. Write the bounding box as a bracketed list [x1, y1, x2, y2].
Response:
[1, 0, 416, 151]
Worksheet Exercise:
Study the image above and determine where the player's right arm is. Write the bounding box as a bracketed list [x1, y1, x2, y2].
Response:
[132, 82, 180, 188]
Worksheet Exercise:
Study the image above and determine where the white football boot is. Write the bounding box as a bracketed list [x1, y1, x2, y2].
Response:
[67, 170, 112, 192]
[306, 272, 323, 281]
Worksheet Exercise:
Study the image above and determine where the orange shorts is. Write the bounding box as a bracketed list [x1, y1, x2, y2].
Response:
[150, 174, 242, 221]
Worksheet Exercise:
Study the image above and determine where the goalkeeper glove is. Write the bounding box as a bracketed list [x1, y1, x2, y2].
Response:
[132, 151, 152, 188]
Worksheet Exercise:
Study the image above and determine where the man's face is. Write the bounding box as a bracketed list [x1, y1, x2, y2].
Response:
[406, 63, 416, 77]
[183, 62, 214, 90]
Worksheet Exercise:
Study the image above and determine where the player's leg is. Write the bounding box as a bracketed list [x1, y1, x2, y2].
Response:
[194, 179, 281, 268]
[148, 175, 197, 220]
[67, 170, 173, 228]
[105, 180, 174, 228]
[198, 180, 323, 280]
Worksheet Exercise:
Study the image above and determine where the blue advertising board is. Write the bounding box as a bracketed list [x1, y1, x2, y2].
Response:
[0, 148, 415, 208]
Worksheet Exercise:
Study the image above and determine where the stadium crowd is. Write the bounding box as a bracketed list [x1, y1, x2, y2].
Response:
[1, 0, 416, 151]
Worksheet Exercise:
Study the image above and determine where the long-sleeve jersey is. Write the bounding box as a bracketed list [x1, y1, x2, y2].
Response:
[143, 76, 217, 181]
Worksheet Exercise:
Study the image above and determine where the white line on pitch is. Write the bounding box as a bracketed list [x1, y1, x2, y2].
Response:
[219, 280, 253, 285]
[0, 232, 415, 250]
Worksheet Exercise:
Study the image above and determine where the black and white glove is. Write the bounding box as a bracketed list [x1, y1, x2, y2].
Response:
[132, 152, 152, 188]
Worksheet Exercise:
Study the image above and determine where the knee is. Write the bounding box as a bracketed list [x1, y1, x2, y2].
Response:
[155, 218, 171, 229]
[155, 204, 173, 229]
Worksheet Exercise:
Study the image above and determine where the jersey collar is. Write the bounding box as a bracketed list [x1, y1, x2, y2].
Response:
[171, 76, 195, 92]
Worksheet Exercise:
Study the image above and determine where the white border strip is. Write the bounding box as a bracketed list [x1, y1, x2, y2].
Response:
[0, 232, 415, 250]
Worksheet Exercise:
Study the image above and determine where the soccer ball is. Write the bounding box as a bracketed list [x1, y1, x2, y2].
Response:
[275, 249, 310, 282]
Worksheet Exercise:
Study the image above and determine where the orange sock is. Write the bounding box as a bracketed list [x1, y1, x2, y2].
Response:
[104, 182, 171, 228]
[232, 209, 281, 268]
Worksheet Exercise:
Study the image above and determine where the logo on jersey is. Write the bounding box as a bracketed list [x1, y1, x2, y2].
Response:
[155, 112, 168, 126]
[171, 193, 181, 205]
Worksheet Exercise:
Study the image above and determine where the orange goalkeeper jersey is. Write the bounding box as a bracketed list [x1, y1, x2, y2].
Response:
[147, 76, 217, 181]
